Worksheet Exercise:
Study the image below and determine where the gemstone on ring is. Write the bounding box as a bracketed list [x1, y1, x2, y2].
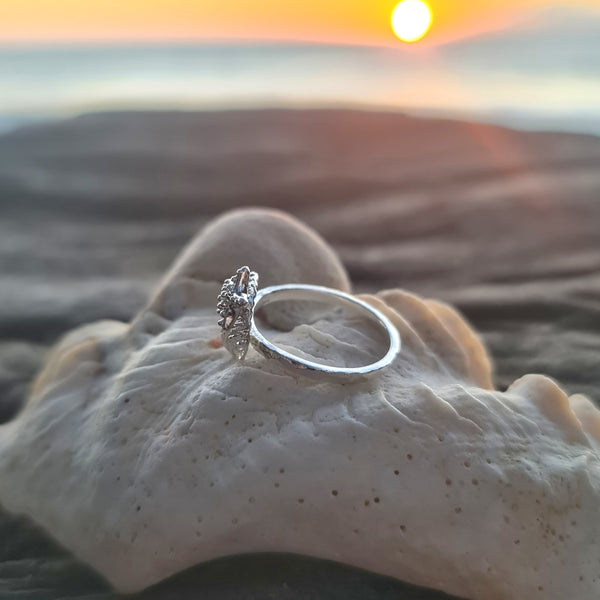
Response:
[216, 266, 259, 360]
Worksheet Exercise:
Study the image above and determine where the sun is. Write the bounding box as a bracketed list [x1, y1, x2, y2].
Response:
[391, 0, 432, 43]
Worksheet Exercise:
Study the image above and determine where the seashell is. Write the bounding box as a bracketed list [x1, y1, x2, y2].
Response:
[0, 208, 598, 600]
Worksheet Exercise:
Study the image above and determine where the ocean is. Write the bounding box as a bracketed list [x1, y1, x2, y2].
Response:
[1, 11, 599, 136]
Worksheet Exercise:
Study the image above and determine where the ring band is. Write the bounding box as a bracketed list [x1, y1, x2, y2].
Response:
[217, 266, 400, 380]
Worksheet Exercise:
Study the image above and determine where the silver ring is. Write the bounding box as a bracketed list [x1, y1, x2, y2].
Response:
[217, 266, 401, 380]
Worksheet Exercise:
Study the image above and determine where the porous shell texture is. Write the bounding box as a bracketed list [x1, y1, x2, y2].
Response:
[0, 209, 598, 600]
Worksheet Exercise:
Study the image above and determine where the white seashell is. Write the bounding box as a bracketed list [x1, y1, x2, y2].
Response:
[0, 208, 598, 600]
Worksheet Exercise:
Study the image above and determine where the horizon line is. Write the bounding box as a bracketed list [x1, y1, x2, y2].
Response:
[0, 27, 520, 52]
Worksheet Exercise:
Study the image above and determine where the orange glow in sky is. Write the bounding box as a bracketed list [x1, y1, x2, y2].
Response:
[0, 0, 597, 46]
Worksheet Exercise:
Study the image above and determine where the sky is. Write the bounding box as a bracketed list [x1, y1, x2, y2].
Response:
[1, 0, 598, 46]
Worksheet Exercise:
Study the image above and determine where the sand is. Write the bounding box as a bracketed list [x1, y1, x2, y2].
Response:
[0, 109, 599, 599]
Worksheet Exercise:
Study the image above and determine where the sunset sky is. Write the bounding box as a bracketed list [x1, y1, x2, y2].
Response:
[1, 0, 598, 46]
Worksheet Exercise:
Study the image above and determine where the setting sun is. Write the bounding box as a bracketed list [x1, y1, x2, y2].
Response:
[391, 0, 432, 43]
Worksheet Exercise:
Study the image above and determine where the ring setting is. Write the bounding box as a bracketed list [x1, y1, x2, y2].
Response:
[216, 266, 259, 360]
[217, 266, 401, 380]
